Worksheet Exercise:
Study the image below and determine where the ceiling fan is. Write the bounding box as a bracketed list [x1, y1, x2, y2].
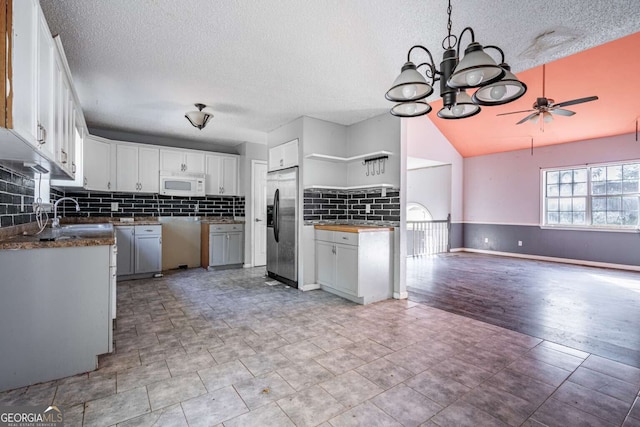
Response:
[497, 64, 598, 125]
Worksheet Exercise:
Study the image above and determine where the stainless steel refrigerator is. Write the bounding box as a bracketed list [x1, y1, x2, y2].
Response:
[266, 166, 298, 288]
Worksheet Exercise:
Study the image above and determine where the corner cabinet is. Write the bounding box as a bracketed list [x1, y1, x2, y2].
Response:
[205, 154, 239, 195]
[201, 223, 244, 269]
[115, 143, 159, 193]
[268, 139, 298, 172]
[315, 228, 393, 304]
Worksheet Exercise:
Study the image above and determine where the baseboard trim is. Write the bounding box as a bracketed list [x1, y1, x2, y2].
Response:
[300, 283, 321, 292]
[461, 248, 640, 272]
[393, 291, 408, 300]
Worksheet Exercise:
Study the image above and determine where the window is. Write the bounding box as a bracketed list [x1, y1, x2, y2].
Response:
[543, 161, 639, 229]
[406, 203, 432, 221]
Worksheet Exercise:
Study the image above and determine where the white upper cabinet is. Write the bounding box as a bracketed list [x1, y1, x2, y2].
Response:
[205, 154, 239, 196]
[268, 139, 298, 171]
[84, 136, 115, 191]
[0, 0, 84, 179]
[160, 149, 205, 174]
[116, 143, 159, 193]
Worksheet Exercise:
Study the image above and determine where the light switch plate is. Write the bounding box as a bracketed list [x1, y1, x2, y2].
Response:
[111, 202, 118, 211]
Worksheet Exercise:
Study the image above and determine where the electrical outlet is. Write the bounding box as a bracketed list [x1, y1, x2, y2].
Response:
[20, 195, 24, 212]
[484, 237, 489, 243]
[194, 203, 199, 212]
[111, 202, 118, 212]
[518, 240, 523, 247]
[381, 188, 387, 197]
[365, 204, 371, 214]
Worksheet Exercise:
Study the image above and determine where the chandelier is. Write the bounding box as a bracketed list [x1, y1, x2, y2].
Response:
[385, 0, 527, 119]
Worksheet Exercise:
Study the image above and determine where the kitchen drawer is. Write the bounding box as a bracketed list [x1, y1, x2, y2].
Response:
[135, 225, 162, 236]
[315, 229, 334, 243]
[209, 223, 243, 233]
[334, 231, 359, 246]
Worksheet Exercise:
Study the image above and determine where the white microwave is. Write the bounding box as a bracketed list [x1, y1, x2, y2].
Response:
[159, 172, 206, 197]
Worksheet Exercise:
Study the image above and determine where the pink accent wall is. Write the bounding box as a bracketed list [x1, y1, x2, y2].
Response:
[464, 133, 640, 224]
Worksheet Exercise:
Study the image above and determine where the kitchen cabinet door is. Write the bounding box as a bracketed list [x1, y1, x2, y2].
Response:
[160, 149, 184, 172]
[36, 10, 55, 157]
[116, 226, 135, 276]
[268, 139, 298, 171]
[226, 232, 243, 265]
[205, 154, 239, 195]
[138, 146, 160, 193]
[184, 151, 205, 174]
[315, 240, 336, 287]
[335, 244, 359, 296]
[115, 144, 139, 192]
[84, 136, 113, 191]
[134, 234, 162, 274]
[209, 233, 227, 267]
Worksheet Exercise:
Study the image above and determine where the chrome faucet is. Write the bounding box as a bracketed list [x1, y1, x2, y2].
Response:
[52, 197, 80, 228]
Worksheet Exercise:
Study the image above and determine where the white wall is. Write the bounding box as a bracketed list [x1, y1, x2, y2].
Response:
[407, 165, 451, 220]
[302, 117, 347, 188]
[464, 133, 639, 224]
[405, 117, 463, 222]
[346, 114, 401, 188]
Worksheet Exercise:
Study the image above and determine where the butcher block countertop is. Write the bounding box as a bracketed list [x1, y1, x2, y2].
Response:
[314, 224, 394, 233]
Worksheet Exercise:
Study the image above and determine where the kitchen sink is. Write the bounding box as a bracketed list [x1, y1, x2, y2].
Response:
[39, 223, 114, 241]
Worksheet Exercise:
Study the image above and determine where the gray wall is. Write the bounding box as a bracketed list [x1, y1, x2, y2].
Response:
[463, 223, 640, 267]
[407, 165, 451, 220]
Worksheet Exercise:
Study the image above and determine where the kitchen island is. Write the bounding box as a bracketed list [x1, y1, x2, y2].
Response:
[0, 224, 115, 392]
[314, 224, 394, 304]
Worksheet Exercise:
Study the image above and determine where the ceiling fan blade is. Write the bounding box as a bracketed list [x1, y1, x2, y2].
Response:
[550, 108, 575, 116]
[497, 109, 536, 117]
[553, 96, 599, 108]
[517, 112, 539, 125]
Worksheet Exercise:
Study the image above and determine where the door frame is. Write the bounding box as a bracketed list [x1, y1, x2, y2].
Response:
[251, 160, 268, 267]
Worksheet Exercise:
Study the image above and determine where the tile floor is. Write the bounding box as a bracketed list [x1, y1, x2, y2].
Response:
[1, 267, 640, 426]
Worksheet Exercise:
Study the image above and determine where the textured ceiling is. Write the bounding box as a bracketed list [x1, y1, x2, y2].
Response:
[39, 0, 640, 153]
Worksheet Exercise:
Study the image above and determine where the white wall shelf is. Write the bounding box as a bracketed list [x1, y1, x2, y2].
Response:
[305, 150, 392, 163]
[305, 183, 395, 190]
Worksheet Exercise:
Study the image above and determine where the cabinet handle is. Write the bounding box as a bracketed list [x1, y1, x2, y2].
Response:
[61, 149, 68, 164]
[72, 162, 76, 173]
[83, 176, 87, 186]
[280, 159, 283, 166]
[37, 123, 47, 144]
[107, 181, 111, 190]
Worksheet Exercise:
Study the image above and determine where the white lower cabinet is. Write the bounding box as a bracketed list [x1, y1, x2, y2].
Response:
[315, 228, 392, 304]
[116, 225, 162, 279]
[201, 223, 244, 269]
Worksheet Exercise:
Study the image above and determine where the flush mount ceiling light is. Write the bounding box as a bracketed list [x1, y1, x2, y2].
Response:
[185, 103, 213, 130]
[385, 0, 527, 119]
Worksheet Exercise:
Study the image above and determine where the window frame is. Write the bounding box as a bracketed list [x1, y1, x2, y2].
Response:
[540, 159, 640, 232]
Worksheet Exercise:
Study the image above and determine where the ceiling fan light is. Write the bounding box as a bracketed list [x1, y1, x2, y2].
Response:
[390, 100, 432, 117]
[385, 62, 433, 102]
[437, 90, 481, 119]
[185, 103, 213, 130]
[543, 111, 553, 123]
[472, 66, 528, 106]
[447, 42, 505, 89]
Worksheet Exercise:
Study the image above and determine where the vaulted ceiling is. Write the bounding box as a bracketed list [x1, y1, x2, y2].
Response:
[39, 1, 640, 156]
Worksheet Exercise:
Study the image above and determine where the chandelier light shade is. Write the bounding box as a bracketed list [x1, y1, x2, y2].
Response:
[384, 0, 526, 120]
[391, 99, 432, 117]
[447, 42, 505, 89]
[185, 103, 213, 130]
[385, 62, 434, 102]
[472, 64, 527, 106]
[437, 90, 481, 119]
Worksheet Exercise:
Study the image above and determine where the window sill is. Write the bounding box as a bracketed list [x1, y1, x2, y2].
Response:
[540, 225, 640, 233]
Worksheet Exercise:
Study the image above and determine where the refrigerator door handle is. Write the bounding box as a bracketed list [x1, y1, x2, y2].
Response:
[274, 188, 280, 243]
